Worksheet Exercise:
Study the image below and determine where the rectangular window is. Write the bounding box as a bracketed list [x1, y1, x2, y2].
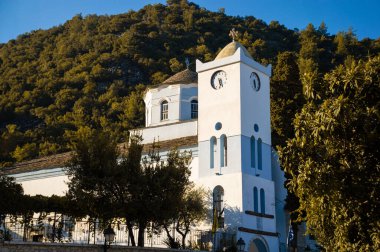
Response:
[161, 103, 168, 120]
[191, 102, 198, 119]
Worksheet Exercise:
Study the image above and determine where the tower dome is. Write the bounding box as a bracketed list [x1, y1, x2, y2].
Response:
[215, 41, 253, 60]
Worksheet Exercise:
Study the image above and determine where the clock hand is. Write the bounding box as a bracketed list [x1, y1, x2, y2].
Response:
[218, 78, 223, 87]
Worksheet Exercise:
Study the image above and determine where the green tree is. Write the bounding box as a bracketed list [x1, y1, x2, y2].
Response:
[12, 143, 38, 162]
[131, 146, 193, 246]
[66, 127, 197, 247]
[0, 175, 24, 216]
[160, 187, 207, 248]
[65, 127, 120, 219]
[280, 56, 380, 251]
[271, 51, 303, 148]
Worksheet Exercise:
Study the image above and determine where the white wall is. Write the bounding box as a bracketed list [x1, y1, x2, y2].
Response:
[240, 63, 271, 145]
[132, 120, 197, 144]
[11, 168, 68, 196]
[144, 84, 197, 127]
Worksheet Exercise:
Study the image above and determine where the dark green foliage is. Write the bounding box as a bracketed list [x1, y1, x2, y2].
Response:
[280, 56, 380, 251]
[271, 51, 304, 148]
[0, 3, 377, 168]
[1, 1, 378, 166]
[0, 175, 24, 215]
[65, 127, 200, 247]
[0, 1, 302, 166]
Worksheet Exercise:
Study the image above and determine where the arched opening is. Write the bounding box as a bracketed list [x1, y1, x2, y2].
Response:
[220, 134, 227, 167]
[253, 187, 258, 212]
[257, 138, 262, 170]
[260, 188, 265, 214]
[191, 100, 198, 119]
[213, 186, 224, 228]
[250, 136, 255, 168]
[160, 100, 168, 121]
[249, 238, 268, 252]
[210, 136, 217, 168]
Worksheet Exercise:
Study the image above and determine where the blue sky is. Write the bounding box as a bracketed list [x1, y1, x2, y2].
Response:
[0, 0, 379, 43]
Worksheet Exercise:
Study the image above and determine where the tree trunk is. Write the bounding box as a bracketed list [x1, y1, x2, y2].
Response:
[126, 219, 136, 246]
[176, 223, 189, 249]
[52, 212, 56, 242]
[163, 225, 177, 248]
[138, 222, 146, 247]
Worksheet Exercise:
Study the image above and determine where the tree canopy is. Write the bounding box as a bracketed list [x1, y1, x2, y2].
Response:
[65, 126, 202, 247]
[280, 56, 380, 251]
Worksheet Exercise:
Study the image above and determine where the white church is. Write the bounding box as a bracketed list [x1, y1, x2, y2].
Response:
[7, 37, 317, 251]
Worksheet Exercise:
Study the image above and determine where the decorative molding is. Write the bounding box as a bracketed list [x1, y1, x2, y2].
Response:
[238, 227, 278, 237]
[245, 210, 274, 219]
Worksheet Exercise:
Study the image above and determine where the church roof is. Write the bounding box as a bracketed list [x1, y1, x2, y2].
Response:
[2, 136, 198, 175]
[215, 41, 253, 60]
[162, 69, 198, 85]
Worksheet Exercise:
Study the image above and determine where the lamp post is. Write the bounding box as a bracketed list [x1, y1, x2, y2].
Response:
[236, 237, 245, 252]
[103, 225, 115, 252]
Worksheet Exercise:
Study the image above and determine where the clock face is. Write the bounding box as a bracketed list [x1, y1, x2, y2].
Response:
[250, 72, 260, 91]
[211, 70, 227, 90]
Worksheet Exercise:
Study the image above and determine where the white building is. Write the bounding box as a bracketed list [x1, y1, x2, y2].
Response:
[136, 41, 288, 252]
[7, 40, 302, 252]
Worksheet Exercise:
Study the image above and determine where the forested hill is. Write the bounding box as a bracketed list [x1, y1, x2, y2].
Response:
[0, 0, 379, 167]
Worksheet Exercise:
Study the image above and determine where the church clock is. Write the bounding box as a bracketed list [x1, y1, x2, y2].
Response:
[211, 70, 227, 90]
[250, 72, 260, 91]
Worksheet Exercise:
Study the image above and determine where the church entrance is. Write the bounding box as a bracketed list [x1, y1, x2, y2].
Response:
[249, 238, 268, 252]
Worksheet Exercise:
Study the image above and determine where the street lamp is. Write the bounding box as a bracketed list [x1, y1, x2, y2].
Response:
[236, 237, 245, 252]
[103, 225, 115, 252]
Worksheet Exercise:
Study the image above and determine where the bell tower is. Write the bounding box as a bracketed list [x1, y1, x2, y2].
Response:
[195, 31, 280, 252]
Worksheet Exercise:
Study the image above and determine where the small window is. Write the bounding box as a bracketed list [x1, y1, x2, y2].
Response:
[161, 100, 168, 121]
[191, 100, 198, 119]
[253, 187, 258, 212]
[210, 136, 217, 168]
[250, 136, 255, 168]
[260, 188, 265, 213]
[257, 138, 262, 170]
[220, 134, 227, 167]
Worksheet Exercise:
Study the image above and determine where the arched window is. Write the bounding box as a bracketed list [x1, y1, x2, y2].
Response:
[220, 134, 227, 167]
[210, 136, 217, 168]
[250, 136, 255, 168]
[191, 100, 198, 119]
[213, 186, 224, 228]
[160, 100, 168, 121]
[260, 188, 265, 213]
[253, 187, 258, 212]
[257, 138, 262, 170]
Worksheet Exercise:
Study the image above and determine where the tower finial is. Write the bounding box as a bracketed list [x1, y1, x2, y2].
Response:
[185, 57, 190, 69]
[229, 28, 238, 42]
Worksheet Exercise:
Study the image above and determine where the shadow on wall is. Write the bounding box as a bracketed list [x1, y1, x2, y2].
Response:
[224, 206, 242, 231]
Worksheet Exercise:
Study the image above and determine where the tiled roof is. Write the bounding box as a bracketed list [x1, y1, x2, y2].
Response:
[2, 136, 198, 175]
[162, 69, 198, 85]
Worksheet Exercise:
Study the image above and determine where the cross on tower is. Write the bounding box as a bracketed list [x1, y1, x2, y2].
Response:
[229, 28, 238, 41]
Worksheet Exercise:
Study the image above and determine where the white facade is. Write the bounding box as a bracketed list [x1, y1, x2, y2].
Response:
[194, 45, 283, 252]
[10, 41, 294, 252]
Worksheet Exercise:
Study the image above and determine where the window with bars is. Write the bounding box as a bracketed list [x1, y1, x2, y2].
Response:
[257, 138, 262, 170]
[250, 136, 255, 168]
[160, 100, 168, 120]
[210, 136, 217, 168]
[220, 134, 227, 167]
[191, 100, 198, 119]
